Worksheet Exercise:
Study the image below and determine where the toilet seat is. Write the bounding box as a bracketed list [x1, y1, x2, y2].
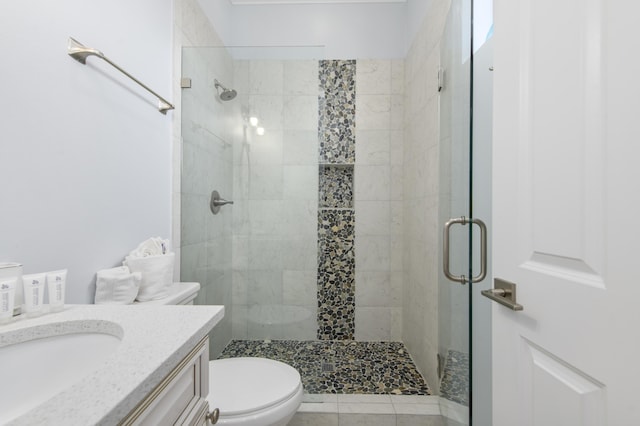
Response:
[207, 357, 303, 425]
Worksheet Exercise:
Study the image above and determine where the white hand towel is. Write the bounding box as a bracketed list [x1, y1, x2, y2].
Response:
[94, 266, 141, 304]
[124, 252, 175, 302]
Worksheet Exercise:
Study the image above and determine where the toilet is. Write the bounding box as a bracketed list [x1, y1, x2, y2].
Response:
[138, 282, 303, 426]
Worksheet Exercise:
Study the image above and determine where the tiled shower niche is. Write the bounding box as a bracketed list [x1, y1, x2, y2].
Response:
[317, 60, 357, 340]
[319, 165, 354, 209]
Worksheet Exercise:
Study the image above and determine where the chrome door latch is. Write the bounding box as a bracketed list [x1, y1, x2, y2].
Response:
[481, 278, 524, 311]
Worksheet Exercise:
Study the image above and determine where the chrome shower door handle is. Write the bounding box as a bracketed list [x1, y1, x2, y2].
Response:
[443, 217, 487, 284]
[210, 190, 234, 215]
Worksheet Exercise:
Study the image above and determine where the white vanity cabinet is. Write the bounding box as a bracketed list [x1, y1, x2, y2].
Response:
[121, 336, 211, 426]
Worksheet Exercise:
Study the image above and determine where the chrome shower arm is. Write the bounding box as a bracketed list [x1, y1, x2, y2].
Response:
[67, 37, 174, 114]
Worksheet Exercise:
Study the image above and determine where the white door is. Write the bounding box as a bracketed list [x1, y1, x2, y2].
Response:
[492, 0, 640, 425]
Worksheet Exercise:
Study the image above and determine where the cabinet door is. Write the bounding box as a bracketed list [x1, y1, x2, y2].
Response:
[123, 337, 210, 426]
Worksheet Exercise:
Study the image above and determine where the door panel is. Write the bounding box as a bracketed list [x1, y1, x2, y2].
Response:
[493, 0, 640, 424]
[523, 339, 606, 426]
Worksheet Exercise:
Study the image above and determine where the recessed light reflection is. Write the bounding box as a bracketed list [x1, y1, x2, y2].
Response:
[249, 116, 259, 127]
[256, 127, 265, 136]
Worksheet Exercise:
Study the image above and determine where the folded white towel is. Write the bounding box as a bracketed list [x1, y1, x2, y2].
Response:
[94, 266, 141, 304]
[124, 252, 175, 302]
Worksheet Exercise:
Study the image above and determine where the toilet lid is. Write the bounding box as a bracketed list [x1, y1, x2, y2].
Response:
[207, 357, 302, 416]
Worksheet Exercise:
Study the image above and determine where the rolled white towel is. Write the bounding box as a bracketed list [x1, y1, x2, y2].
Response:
[129, 237, 169, 258]
[94, 266, 141, 304]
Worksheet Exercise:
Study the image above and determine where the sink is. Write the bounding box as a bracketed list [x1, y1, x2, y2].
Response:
[0, 320, 122, 424]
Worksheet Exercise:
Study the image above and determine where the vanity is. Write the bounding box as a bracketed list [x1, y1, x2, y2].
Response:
[0, 304, 224, 425]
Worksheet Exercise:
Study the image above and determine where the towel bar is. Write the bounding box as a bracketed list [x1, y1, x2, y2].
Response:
[67, 37, 174, 114]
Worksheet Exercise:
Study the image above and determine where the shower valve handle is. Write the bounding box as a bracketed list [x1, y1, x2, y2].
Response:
[210, 190, 234, 215]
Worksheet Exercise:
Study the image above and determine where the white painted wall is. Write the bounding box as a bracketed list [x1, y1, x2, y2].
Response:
[199, 1, 409, 59]
[0, 0, 173, 303]
[407, 0, 434, 48]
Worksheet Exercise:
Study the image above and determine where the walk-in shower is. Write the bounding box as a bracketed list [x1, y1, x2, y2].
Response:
[180, 0, 478, 423]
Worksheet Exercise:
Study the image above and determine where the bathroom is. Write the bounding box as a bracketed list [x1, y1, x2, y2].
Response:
[0, 0, 638, 425]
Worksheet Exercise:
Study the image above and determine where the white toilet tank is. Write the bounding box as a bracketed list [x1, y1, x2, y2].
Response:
[135, 282, 200, 306]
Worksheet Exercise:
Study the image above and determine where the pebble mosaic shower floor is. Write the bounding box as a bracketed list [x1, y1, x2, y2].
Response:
[219, 340, 432, 395]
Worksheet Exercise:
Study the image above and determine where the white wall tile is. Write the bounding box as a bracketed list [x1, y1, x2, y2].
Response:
[284, 60, 319, 95]
[246, 270, 283, 305]
[283, 130, 319, 165]
[355, 130, 390, 165]
[355, 307, 391, 341]
[391, 94, 405, 130]
[355, 270, 391, 307]
[337, 395, 392, 403]
[248, 95, 284, 130]
[249, 129, 284, 165]
[391, 59, 405, 94]
[249, 165, 283, 199]
[356, 60, 391, 95]
[355, 166, 390, 201]
[390, 130, 404, 166]
[280, 309, 317, 340]
[338, 403, 394, 414]
[283, 270, 317, 305]
[248, 238, 284, 270]
[249, 60, 284, 95]
[232, 270, 248, 305]
[284, 96, 318, 130]
[284, 166, 318, 200]
[355, 200, 390, 237]
[281, 237, 318, 271]
[356, 95, 391, 130]
[355, 236, 390, 271]
[231, 305, 248, 339]
[282, 200, 317, 237]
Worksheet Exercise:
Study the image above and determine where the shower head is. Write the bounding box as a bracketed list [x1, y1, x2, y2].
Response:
[214, 79, 237, 101]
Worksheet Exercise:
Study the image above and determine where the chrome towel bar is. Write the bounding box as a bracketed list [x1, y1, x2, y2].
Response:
[67, 37, 174, 114]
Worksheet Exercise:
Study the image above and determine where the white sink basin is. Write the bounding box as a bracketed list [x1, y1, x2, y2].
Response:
[0, 320, 122, 424]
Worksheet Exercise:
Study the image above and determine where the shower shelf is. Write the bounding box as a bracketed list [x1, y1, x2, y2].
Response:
[318, 163, 354, 168]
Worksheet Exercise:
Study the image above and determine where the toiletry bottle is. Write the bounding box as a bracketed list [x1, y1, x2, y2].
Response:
[0, 278, 17, 324]
[46, 269, 67, 312]
[22, 273, 46, 317]
[0, 263, 22, 315]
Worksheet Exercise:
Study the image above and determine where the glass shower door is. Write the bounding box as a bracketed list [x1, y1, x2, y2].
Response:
[438, 0, 474, 424]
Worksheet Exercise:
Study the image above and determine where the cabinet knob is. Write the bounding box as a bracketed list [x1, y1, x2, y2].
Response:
[206, 407, 220, 424]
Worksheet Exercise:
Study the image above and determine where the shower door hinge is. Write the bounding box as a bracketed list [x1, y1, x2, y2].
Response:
[181, 77, 192, 89]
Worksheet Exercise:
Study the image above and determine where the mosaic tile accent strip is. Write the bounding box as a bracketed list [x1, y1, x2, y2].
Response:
[439, 349, 469, 406]
[318, 60, 356, 164]
[219, 340, 432, 395]
[317, 209, 355, 340]
[317, 59, 357, 341]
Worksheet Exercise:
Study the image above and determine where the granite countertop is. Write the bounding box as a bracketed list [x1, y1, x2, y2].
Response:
[0, 304, 224, 425]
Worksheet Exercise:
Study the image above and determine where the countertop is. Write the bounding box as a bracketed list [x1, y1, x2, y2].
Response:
[0, 303, 224, 425]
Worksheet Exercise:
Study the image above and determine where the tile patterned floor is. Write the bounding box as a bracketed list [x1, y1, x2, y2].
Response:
[219, 340, 432, 395]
